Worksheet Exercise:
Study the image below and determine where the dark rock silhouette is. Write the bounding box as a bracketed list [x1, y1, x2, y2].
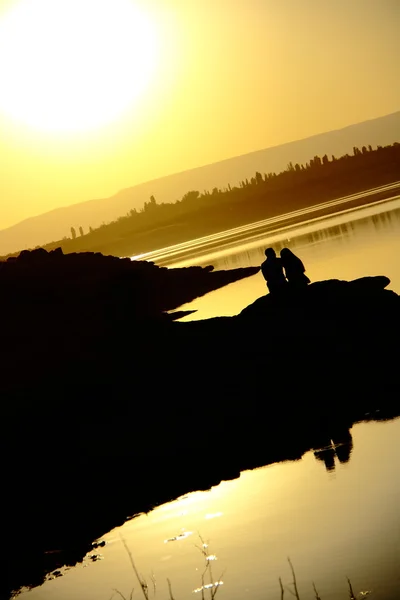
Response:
[260, 247, 287, 293]
[0, 247, 259, 319]
[1, 249, 399, 598]
[280, 247, 310, 287]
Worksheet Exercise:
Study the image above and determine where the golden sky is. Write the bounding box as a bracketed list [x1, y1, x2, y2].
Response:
[0, 0, 399, 229]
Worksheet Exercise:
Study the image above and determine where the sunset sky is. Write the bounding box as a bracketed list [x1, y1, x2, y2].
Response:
[0, 0, 399, 229]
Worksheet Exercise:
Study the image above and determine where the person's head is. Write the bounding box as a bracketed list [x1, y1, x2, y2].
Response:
[280, 248, 295, 260]
[265, 247, 276, 259]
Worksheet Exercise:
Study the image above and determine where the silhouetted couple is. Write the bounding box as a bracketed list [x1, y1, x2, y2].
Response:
[261, 247, 310, 293]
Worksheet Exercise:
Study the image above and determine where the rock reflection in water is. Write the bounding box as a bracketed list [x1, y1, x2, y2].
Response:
[164, 531, 193, 543]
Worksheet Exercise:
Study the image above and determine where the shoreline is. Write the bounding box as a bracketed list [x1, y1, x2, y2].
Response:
[61, 179, 400, 259]
[133, 182, 400, 267]
[2, 178, 400, 264]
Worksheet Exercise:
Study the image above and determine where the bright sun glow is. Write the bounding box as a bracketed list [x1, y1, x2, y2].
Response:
[0, 0, 159, 132]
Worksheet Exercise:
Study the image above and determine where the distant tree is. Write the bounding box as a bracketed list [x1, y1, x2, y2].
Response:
[181, 190, 200, 203]
[295, 163, 301, 172]
[79, 226, 84, 236]
[89, 226, 94, 233]
[255, 171, 263, 184]
[322, 154, 329, 165]
[353, 146, 361, 156]
[70, 227, 76, 240]
[368, 145, 373, 152]
[362, 146, 368, 154]
[143, 195, 158, 212]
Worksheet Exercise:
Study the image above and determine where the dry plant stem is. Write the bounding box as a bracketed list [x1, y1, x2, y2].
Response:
[208, 559, 214, 598]
[347, 578, 356, 600]
[279, 577, 285, 600]
[312, 582, 322, 600]
[120, 536, 149, 600]
[111, 589, 134, 600]
[197, 534, 212, 600]
[167, 578, 175, 600]
[196, 534, 223, 600]
[150, 571, 157, 596]
[213, 571, 225, 600]
[150, 572, 156, 596]
[202, 553, 214, 600]
[287, 558, 301, 600]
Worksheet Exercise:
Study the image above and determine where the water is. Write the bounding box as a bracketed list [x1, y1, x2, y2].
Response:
[22, 419, 400, 600]
[19, 185, 400, 599]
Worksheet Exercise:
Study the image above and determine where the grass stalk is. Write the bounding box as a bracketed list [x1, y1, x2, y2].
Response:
[312, 581, 322, 600]
[167, 578, 175, 600]
[287, 558, 301, 600]
[347, 577, 356, 599]
[279, 576, 285, 600]
[120, 536, 149, 600]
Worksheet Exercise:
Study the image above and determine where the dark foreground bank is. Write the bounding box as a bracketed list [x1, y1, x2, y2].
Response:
[1, 250, 399, 598]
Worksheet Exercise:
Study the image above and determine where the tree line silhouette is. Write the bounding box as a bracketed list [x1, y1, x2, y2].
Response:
[5, 142, 400, 259]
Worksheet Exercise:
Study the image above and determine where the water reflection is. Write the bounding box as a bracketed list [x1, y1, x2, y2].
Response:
[210, 200, 400, 273]
[22, 418, 400, 600]
[164, 531, 193, 543]
[314, 428, 353, 472]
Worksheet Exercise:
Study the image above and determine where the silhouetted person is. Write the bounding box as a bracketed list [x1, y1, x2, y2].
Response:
[261, 248, 287, 294]
[280, 248, 310, 288]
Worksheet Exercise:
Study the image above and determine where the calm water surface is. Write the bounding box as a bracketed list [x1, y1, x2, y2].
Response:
[23, 420, 400, 600]
[21, 187, 400, 599]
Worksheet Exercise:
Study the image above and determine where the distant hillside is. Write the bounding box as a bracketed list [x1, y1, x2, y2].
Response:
[2, 141, 397, 262]
[0, 110, 399, 255]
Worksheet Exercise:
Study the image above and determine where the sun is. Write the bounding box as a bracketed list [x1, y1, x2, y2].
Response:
[0, 0, 159, 132]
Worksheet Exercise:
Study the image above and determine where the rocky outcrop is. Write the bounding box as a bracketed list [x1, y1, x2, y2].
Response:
[240, 275, 394, 315]
[0, 247, 259, 316]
